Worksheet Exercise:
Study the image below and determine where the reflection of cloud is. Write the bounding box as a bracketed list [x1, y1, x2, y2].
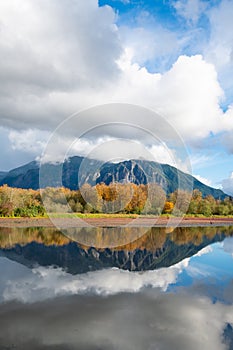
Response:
[1, 252, 233, 349]
[223, 237, 233, 257]
[0, 288, 233, 350]
[0, 257, 189, 303]
[194, 245, 213, 257]
[179, 246, 214, 278]
[184, 245, 219, 278]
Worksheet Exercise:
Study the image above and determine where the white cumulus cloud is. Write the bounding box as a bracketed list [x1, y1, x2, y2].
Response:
[194, 174, 212, 187]
[1, 0, 233, 172]
[221, 172, 233, 196]
[0, 257, 189, 303]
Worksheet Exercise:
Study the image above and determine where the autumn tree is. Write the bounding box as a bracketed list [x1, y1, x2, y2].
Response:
[163, 201, 174, 214]
[142, 183, 166, 215]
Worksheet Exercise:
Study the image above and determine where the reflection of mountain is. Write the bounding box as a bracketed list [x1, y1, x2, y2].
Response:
[0, 156, 227, 199]
[223, 323, 233, 349]
[0, 226, 232, 274]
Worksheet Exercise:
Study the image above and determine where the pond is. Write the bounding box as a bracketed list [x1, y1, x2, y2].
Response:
[0, 226, 233, 349]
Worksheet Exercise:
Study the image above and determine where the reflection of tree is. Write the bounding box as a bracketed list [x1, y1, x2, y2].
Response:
[1, 226, 232, 252]
[0, 227, 70, 248]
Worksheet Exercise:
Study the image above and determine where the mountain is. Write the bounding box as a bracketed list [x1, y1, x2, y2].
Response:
[0, 156, 227, 199]
[0, 172, 7, 181]
[0, 161, 39, 189]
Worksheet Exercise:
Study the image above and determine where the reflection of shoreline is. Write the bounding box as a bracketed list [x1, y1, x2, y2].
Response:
[0, 225, 232, 250]
[0, 226, 232, 274]
[1, 217, 233, 228]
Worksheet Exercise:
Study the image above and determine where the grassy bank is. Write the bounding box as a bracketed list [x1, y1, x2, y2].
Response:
[2, 213, 233, 220]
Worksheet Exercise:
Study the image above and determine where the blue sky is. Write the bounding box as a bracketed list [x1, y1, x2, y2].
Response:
[0, 0, 233, 194]
[99, 0, 211, 66]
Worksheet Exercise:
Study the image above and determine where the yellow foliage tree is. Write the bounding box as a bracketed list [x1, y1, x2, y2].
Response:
[163, 201, 174, 214]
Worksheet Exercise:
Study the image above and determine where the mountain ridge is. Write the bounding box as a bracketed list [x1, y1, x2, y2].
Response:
[0, 156, 227, 199]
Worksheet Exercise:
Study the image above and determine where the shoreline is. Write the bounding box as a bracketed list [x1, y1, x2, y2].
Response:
[0, 216, 233, 228]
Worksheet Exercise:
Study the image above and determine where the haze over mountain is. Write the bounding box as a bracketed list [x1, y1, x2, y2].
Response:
[0, 156, 227, 199]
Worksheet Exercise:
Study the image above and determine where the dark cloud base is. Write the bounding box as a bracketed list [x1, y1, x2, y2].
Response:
[0, 291, 231, 350]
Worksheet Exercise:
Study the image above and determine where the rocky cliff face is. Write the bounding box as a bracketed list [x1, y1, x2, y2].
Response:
[96, 160, 148, 185]
[0, 227, 230, 274]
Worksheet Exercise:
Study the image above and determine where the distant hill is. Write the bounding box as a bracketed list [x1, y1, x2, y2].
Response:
[0, 172, 7, 181]
[0, 156, 227, 199]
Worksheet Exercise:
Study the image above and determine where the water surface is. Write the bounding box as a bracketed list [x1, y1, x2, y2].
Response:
[0, 226, 233, 349]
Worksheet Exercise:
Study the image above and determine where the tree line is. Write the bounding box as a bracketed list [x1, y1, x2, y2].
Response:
[0, 184, 232, 217]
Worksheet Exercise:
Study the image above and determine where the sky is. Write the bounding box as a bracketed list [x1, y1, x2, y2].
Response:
[0, 0, 233, 194]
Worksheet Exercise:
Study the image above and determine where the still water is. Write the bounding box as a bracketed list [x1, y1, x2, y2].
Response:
[0, 226, 233, 349]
